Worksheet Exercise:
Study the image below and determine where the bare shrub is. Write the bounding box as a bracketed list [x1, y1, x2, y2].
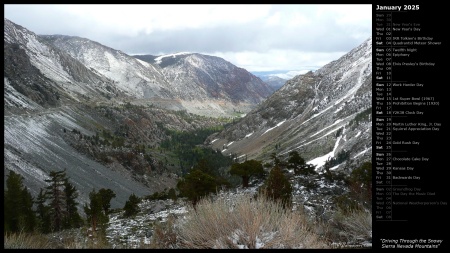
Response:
[176, 194, 328, 249]
[149, 215, 179, 248]
[327, 208, 372, 246]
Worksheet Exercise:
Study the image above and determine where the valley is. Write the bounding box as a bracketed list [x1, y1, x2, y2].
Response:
[4, 16, 372, 248]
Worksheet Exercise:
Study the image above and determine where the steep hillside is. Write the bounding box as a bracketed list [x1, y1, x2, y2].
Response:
[4, 18, 117, 114]
[135, 52, 274, 115]
[40, 35, 273, 117]
[208, 37, 372, 172]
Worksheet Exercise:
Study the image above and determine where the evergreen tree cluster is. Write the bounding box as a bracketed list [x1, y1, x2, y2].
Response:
[160, 127, 232, 174]
[84, 188, 117, 233]
[4, 170, 83, 234]
[4, 171, 36, 233]
[4, 169, 119, 235]
[177, 159, 230, 208]
[177, 153, 297, 210]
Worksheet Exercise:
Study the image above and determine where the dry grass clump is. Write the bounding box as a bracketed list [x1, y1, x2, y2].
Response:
[4, 228, 111, 249]
[175, 194, 329, 249]
[326, 207, 372, 247]
[4, 231, 51, 249]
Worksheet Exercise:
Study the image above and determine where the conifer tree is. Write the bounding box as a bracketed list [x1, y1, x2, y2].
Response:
[4, 170, 36, 233]
[288, 151, 316, 175]
[45, 170, 68, 232]
[84, 188, 107, 233]
[123, 193, 140, 217]
[230, 159, 264, 188]
[63, 178, 83, 229]
[98, 188, 116, 215]
[177, 169, 218, 208]
[167, 188, 177, 201]
[35, 188, 51, 233]
[260, 165, 293, 209]
[349, 161, 372, 204]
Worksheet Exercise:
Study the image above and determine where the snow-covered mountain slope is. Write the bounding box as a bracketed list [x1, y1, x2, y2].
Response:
[135, 52, 274, 115]
[5, 17, 273, 119]
[137, 52, 273, 103]
[208, 37, 372, 171]
[40, 34, 174, 99]
[4, 105, 156, 209]
[4, 18, 117, 110]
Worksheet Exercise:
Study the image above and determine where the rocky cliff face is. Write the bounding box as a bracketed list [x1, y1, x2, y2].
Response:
[208, 37, 372, 172]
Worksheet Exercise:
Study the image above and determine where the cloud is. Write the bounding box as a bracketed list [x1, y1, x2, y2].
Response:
[4, 4, 371, 72]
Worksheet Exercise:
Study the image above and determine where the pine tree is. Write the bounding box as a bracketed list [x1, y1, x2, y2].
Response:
[84, 188, 108, 234]
[45, 170, 68, 232]
[270, 152, 281, 166]
[4, 170, 37, 233]
[288, 151, 316, 175]
[177, 169, 218, 208]
[21, 187, 37, 232]
[167, 188, 177, 201]
[260, 165, 293, 209]
[35, 188, 51, 233]
[98, 188, 116, 215]
[123, 193, 140, 217]
[63, 178, 83, 229]
[230, 159, 264, 188]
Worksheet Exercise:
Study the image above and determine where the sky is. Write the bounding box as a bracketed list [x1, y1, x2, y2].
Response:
[4, 4, 371, 77]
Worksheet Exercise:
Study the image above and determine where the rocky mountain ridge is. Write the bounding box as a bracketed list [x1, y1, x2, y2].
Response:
[208, 37, 372, 172]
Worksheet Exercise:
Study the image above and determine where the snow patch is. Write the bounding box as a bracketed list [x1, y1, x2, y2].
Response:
[262, 119, 286, 135]
[154, 52, 191, 64]
[352, 147, 372, 159]
[307, 136, 342, 169]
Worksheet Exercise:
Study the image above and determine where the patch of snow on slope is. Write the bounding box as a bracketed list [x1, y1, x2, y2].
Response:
[309, 117, 347, 138]
[262, 120, 286, 135]
[307, 136, 342, 169]
[352, 147, 372, 159]
[154, 52, 191, 64]
[332, 58, 370, 106]
[4, 78, 42, 110]
[245, 132, 254, 138]
[300, 104, 333, 126]
[4, 117, 51, 154]
[280, 126, 342, 156]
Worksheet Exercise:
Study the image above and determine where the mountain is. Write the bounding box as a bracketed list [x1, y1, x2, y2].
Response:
[40, 35, 273, 117]
[3, 18, 270, 209]
[134, 52, 274, 115]
[259, 75, 287, 91]
[208, 37, 372, 171]
[4, 19, 116, 114]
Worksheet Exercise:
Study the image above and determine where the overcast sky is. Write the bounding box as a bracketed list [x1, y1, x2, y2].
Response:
[5, 4, 371, 75]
